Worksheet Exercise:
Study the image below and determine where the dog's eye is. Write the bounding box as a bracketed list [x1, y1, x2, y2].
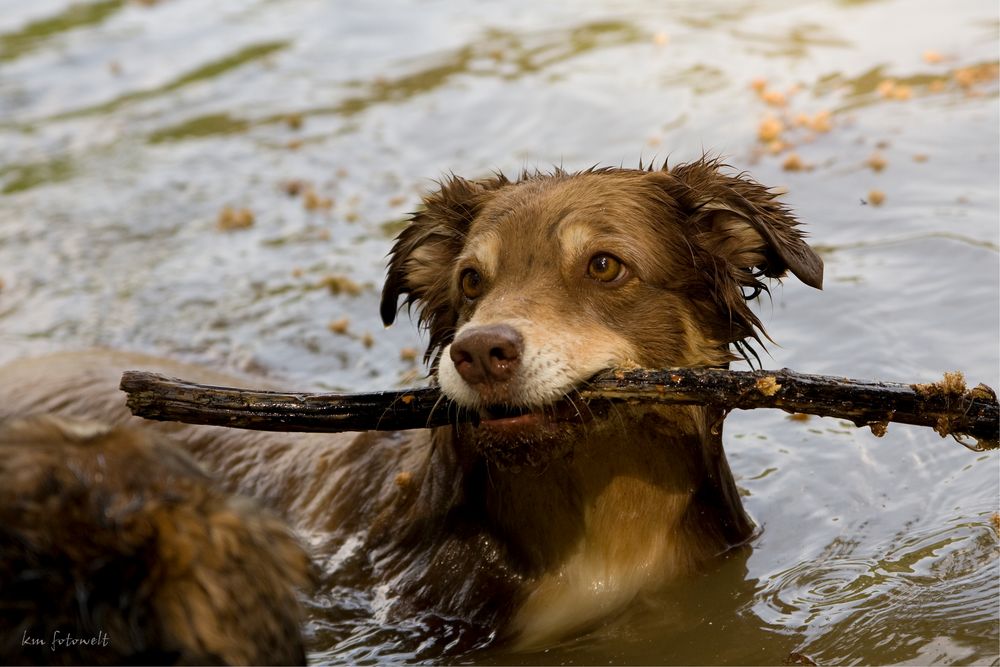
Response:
[460, 268, 484, 299]
[586, 253, 625, 282]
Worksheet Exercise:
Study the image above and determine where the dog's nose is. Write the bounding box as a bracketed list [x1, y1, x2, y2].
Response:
[449, 325, 523, 386]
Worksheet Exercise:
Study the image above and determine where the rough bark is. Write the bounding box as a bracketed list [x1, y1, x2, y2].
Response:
[120, 368, 998, 450]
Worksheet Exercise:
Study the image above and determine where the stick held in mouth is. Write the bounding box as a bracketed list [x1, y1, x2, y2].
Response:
[119, 368, 999, 449]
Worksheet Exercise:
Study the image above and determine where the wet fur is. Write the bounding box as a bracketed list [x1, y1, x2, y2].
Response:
[0, 159, 822, 660]
[0, 414, 313, 665]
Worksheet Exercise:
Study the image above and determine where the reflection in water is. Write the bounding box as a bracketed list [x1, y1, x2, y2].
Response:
[812, 231, 1000, 255]
[301, 543, 804, 665]
[755, 511, 999, 664]
[733, 23, 852, 59]
[149, 112, 250, 144]
[46, 40, 290, 122]
[815, 60, 1000, 112]
[0, 0, 124, 62]
[302, 504, 999, 664]
[471, 547, 803, 667]
[150, 20, 644, 143]
[0, 154, 74, 194]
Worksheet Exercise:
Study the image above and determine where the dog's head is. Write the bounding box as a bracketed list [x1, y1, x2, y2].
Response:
[381, 159, 822, 466]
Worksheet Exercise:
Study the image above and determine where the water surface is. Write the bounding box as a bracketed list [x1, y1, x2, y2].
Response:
[0, 0, 997, 664]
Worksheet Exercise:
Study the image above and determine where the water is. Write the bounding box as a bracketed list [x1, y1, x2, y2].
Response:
[1, 0, 997, 664]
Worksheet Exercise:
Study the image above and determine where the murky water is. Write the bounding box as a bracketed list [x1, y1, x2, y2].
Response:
[1, 0, 997, 664]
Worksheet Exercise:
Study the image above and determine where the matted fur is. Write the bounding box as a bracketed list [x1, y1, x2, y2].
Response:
[0, 415, 314, 666]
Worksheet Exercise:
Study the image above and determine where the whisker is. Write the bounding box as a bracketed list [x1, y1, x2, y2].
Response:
[376, 392, 412, 431]
[573, 376, 611, 423]
[563, 392, 585, 422]
[576, 371, 631, 431]
[424, 391, 450, 429]
[566, 393, 597, 421]
[603, 399, 631, 436]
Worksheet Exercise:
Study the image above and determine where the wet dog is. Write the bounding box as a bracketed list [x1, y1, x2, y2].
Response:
[0, 159, 822, 661]
[0, 414, 313, 665]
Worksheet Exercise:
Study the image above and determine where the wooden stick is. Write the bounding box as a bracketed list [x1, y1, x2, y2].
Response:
[120, 368, 998, 450]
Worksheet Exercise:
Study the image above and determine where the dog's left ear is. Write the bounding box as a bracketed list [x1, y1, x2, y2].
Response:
[380, 174, 508, 362]
[654, 160, 824, 290]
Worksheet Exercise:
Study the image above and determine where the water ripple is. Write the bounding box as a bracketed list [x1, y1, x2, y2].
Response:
[753, 512, 999, 663]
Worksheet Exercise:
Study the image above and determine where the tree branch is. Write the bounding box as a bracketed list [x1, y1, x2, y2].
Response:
[120, 368, 998, 450]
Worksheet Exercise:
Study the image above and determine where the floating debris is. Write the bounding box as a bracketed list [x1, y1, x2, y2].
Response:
[303, 189, 333, 211]
[281, 179, 309, 197]
[808, 110, 832, 133]
[749, 77, 837, 169]
[922, 50, 945, 64]
[892, 85, 913, 100]
[782, 152, 805, 171]
[217, 206, 254, 231]
[319, 274, 363, 296]
[954, 67, 977, 88]
[867, 189, 886, 206]
[964, 62, 999, 86]
[758, 115, 784, 142]
[328, 318, 350, 335]
[865, 152, 888, 172]
[761, 89, 787, 107]
[876, 79, 898, 97]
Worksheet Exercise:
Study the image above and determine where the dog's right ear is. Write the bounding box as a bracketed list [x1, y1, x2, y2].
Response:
[380, 174, 507, 363]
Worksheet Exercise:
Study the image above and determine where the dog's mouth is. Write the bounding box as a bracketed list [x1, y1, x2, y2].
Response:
[479, 404, 539, 430]
[462, 389, 606, 469]
[467, 399, 585, 470]
[477, 397, 588, 430]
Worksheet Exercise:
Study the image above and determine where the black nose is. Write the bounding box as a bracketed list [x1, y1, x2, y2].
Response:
[449, 324, 523, 386]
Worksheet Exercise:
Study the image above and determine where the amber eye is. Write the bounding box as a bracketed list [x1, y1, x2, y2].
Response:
[586, 253, 625, 282]
[460, 268, 483, 299]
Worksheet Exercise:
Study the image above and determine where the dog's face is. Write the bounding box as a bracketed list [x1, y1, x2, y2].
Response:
[381, 161, 823, 466]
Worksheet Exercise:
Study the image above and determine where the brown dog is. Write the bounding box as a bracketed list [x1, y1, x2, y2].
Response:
[0, 415, 314, 665]
[0, 159, 822, 658]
